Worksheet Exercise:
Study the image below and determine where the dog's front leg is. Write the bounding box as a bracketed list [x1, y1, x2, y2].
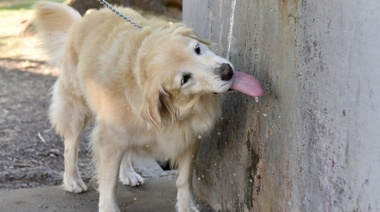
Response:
[175, 142, 200, 212]
[93, 128, 124, 212]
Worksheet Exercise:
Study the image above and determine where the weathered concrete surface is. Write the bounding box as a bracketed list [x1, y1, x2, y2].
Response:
[0, 178, 176, 212]
[184, 0, 380, 211]
[0, 158, 178, 212]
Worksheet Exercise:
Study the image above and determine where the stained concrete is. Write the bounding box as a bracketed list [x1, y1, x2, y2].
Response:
[184, 0, 380, 211]
[0, 178, 176, 212]
[0, 158, 178, 212]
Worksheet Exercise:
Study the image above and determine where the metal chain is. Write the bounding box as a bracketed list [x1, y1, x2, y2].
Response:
[97, 0, 143, 29]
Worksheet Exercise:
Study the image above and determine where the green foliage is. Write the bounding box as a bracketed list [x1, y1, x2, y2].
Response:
[0, 0, 64, 11]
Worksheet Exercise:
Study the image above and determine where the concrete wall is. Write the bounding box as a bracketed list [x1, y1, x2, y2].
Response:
[183, 0, 380, 211]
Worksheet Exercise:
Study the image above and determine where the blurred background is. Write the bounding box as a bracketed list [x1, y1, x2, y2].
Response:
[0, 0, 182, 62]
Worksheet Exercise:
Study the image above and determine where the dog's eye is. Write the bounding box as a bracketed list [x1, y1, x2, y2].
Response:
[194, 44, 201, 55]
[181, 74, 192, 86]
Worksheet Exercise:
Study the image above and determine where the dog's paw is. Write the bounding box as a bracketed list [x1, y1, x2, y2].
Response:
[119, 171, 144, 186]
[176, 203, 200, 212]
[99, 203, 121, 212]
[99, 206, 121, 212]
[99, 209, 121, 212]
[63, 176, 88, 193]
[176, 192, 199, 212]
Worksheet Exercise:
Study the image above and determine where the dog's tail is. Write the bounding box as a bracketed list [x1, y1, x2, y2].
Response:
[34, 2, 81, 66]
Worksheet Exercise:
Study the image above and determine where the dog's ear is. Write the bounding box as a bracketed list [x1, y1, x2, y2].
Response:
[172, 24, 212, 47]
[143, 87, 180, 130]
[171, 24, 194, 37]
[141, 85, 162, 131]
[124, 82, 162, 131]
[159, 90, 176, 123]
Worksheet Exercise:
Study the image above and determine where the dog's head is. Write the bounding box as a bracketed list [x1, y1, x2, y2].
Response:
[130, 25, 235, 130]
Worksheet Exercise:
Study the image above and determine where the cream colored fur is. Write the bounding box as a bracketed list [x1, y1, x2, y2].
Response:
[35, 2, 234, 212]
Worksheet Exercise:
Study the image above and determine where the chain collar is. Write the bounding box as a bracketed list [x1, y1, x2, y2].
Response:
[97, 0, 143, 29]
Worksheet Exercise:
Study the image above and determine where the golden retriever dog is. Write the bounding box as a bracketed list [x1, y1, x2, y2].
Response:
[34, 2, 263, 212]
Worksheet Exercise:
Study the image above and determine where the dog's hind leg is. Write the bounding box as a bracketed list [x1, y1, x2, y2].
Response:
[50, 78, 89, 193]
[119, 153, 144, 186]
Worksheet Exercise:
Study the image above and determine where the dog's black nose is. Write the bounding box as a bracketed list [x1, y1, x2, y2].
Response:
[219, 63, 234, 81]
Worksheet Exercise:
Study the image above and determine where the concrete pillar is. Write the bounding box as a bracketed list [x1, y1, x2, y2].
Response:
[183, 0, 380, 211]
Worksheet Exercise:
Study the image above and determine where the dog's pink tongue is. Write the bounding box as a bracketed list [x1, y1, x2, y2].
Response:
[231, 71, 264, 97]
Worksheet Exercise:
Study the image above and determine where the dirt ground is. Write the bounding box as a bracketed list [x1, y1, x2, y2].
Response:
[0, 59, 94, 190]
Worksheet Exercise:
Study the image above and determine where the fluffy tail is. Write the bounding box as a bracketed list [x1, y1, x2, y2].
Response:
[34, 2, 81, 66]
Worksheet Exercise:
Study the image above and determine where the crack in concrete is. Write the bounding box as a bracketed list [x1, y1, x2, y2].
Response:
[227, 0, 237, 59]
